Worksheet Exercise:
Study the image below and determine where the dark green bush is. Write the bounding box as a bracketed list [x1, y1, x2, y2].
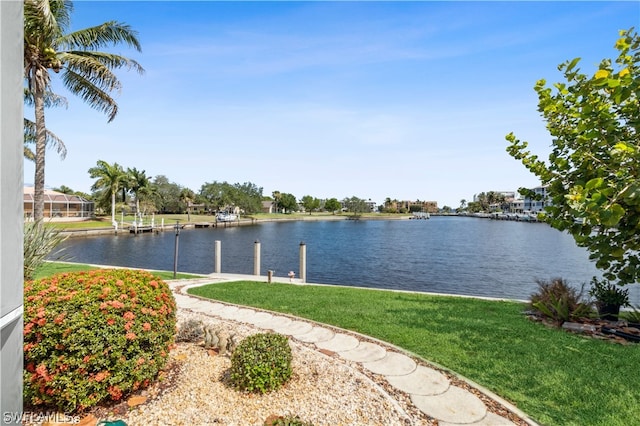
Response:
[23, 269, 176, 412]
[530, 277, 593, 325]
[265, 415, 314, 426]
[230, 333, 292, 393]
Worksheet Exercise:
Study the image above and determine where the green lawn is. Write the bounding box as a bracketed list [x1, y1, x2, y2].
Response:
[34, 261, 203, 281]
[188, 281, 640, 426]
[43, 212, 409, 231]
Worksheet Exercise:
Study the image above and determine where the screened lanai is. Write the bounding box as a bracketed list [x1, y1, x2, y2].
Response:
[24, 186, 94, 219]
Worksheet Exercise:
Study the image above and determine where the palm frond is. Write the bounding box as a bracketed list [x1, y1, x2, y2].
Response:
[24, 118, 67, 160]
[24, 87, 68, 108]
[24, 146, 36, 162]
[61, 68, 118, 122]
[58, 21, 142, 52]
[64, 50, 144, 76]
[24, 0, 71, 43]
[62, 53, 122, 92]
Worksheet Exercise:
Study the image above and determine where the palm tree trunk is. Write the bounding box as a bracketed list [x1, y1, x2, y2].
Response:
[111, 192, 116, 225]
[34, 81, 47, 222]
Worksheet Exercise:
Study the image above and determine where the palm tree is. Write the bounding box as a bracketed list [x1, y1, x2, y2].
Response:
[88, 160, 125, 225]
[179, 188, 195, 222]
[126, 167, 151, 218]
[24, 0, 144, 221]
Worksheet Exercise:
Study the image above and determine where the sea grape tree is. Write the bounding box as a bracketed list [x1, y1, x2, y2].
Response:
[506, 28, 640, 286]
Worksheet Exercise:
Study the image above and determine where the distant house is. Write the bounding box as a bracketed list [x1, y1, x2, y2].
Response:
[262, 200, 275, 214]
[523, 186, 550, 213]
[24, 186, 94, 219]
[386, 200, 438, 213]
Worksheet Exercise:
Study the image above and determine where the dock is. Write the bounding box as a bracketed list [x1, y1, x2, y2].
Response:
[129, 225, 155, 234]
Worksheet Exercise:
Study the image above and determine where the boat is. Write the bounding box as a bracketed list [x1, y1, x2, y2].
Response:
[217, 212, 237, 222]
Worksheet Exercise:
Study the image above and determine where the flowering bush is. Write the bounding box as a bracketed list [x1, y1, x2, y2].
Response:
[23, 269, 176, 412]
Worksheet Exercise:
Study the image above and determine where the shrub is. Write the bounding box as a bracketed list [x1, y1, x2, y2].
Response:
[623, 305, 640, 323]
[24, 220, 67, 280]
[265, 415, 314, 426]
[23, 269, 176, 412]
[175, 319, 204, 343]
[529, 277, 593, 325]
[229, 333, 292, 393]
[588, 277, 630, 307]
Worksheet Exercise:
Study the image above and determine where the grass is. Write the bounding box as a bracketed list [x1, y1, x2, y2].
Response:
[188, 281, 640, 426]
[42, 212, 409, 231]
[34, 261, 203, 281]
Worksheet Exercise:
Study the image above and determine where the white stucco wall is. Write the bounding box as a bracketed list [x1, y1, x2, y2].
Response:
[1, 0, 24, 423]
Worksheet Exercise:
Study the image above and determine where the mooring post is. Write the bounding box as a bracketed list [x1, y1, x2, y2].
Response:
[214, 240, 221, 274]
[254, 240, 261, 276]
[299, 241, 306, 283]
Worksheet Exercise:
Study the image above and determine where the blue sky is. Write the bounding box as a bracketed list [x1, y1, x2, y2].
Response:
[24, 1, 640, 208]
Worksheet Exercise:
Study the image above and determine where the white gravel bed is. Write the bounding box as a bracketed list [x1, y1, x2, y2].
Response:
[121, 310, 416, 426]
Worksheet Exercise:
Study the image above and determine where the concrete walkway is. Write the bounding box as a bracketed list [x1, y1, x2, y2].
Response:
[169, 274, 538, 426]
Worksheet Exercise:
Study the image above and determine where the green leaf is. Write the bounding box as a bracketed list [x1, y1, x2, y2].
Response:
[622, 183, 640, 202]
[566, 57, 581, 72]
[585, 178, 604, 190]
[607, 79, 621, 88]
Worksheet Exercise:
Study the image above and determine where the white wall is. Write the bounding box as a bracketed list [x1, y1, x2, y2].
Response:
[0, 0, 24, 423]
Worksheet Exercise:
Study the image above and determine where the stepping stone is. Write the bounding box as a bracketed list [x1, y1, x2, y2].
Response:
[173, 295, 200, 308]
[216, 305, 239, 319]
[189, 301, 219, 315]
[338, 341, 386, 363]
[226, 308, 257, 321]
[411, 386, 486, 424]
[385, 365, 449, 396]
[440, 411, 517, 426]
[315, 333, 359, 352]
[199, 302, 226, 313]
[295, 326, 335, 343]
[275, 320, 314, 336]
[257, 315, 292, 331]
[362, 351, 417, 376]
[245, 311, 274, 325]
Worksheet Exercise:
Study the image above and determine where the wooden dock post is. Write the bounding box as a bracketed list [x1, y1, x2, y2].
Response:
[254, 240, 261, 276]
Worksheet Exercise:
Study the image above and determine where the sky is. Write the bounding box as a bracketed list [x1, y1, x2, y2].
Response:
[24, 1, 640, 208]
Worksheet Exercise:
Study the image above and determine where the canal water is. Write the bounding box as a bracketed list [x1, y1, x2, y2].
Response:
[55, 216, 640, 303]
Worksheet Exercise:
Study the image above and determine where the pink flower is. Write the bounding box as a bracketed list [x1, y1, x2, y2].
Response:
[126, 332, 137, 340]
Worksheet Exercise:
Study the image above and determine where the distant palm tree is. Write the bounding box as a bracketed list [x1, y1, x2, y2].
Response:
[24, 0, 143, 220]
[179, 188, 196, 222]
[88, 160, 125, 225]
[127, 167, 151, 218]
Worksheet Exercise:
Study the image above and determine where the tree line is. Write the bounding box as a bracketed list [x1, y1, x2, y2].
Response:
[50, 160, 375, 223]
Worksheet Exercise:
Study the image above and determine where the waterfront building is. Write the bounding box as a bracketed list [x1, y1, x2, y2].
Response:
[23, 186, 94, 220]
[523, 186, 550, 212]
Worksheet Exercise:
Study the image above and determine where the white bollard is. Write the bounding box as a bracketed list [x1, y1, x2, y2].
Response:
[215, 240, 221, 274]
[299, 241, 306, 283]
